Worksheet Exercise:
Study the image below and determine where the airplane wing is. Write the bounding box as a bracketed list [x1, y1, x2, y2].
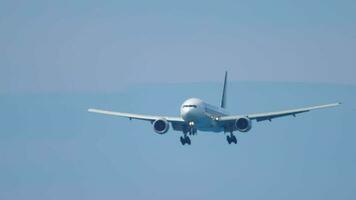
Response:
[88, 108, 186, 132]
[88, 108, 184, 122]
[219, 102, 341, 122]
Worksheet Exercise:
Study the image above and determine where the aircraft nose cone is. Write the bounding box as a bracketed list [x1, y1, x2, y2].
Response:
[181, 108, 199, 122]
[181, 108, 190, 120]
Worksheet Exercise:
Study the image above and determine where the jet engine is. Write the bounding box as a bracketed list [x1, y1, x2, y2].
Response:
[153, 119, 170, 134]
[235, 117, 252, 132]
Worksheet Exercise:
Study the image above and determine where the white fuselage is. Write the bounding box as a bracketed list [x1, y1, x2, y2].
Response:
[180, 98, 229, 132]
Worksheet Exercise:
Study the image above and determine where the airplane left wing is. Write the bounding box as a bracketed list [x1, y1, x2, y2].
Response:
[219, 102, 341, 122]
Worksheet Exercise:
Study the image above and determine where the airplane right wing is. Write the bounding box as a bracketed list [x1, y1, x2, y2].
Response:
[88, 108, 184, 122]
[88, 108, 186, 131]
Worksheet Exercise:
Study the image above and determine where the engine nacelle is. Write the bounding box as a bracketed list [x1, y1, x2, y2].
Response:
[235, 117, 252, 132]
[153, 119, 170, 134]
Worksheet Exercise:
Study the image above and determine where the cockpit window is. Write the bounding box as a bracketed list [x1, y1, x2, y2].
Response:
[183, 105, 197, 108]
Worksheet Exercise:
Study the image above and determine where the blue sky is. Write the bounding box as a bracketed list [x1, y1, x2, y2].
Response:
[1, 0, 356, 93]
[1, 0, 356, 199]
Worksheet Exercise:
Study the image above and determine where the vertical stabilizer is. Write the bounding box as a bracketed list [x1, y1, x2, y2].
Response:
[221, 71, 227, 108]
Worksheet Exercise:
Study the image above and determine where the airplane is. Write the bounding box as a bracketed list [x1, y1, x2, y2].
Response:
[88, 71, 340, 145]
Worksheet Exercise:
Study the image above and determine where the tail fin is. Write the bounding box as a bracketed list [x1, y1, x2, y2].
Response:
[221, 71, 227, 108]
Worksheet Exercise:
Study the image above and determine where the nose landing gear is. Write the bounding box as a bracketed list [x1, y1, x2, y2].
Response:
[189, 128, 197, 136]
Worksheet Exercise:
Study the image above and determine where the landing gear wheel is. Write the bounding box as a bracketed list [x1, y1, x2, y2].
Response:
[180, 136, 186, 145]
[227, 134, 237, 144]
[185, 136, 191, 145]
[226, 135, 232, 144]
[231, 135, 237, 144]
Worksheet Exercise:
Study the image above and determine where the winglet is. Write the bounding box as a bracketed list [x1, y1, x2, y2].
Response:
[221, 71, 228, 108]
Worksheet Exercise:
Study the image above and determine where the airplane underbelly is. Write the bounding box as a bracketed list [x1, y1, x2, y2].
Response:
[195, 116, 223, 133]
[198, 127, 224, 132]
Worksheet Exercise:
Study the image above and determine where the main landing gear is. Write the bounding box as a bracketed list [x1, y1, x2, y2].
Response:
[180, 123, 196, 145]
[226, 133, 237, 144]
[180, 135, 191, 145]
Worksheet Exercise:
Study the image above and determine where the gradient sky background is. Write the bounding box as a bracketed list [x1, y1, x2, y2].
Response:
[1, 0, 356, 199]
